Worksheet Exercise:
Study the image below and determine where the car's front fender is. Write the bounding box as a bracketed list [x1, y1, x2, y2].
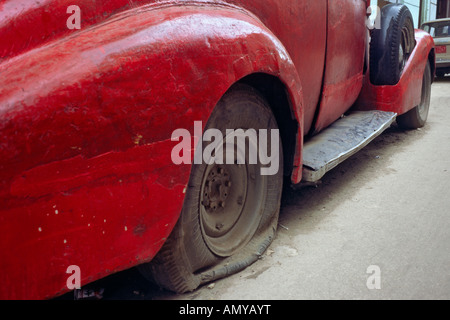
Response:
[0, 2, 303, 299]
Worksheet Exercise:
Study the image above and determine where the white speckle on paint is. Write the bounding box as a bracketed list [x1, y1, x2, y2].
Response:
[124, 226, 128, 231]
[55, 210, 59, 215]
[104, 219, 106, 223]
[38, 227, 42, 232]
[63, 239, 67, 244]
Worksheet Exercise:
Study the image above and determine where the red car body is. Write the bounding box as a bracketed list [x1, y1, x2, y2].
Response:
[0, 0, 434, 299]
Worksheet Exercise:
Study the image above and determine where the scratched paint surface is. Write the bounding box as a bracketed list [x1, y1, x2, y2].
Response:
[0, 0, 433, 299]
[0, 1, 306, 299]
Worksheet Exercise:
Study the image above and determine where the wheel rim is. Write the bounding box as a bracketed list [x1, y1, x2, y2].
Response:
[200, 164, 247, 239]
[199, 130, 266, 257]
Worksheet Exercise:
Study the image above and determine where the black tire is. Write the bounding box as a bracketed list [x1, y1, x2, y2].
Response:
[138, 84, 283, 293]
[436, 70, 447, 78]
[370, 4, 415, 85]
[397, 61, 432, 129]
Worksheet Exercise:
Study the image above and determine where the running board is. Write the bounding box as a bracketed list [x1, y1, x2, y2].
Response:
[302, 111, 397, 182]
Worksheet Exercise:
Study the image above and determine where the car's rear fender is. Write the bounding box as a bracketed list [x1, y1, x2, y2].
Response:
[355, 29, 435, 114]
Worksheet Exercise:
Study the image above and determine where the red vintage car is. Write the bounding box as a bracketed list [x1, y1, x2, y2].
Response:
[0, 0, 434, 299]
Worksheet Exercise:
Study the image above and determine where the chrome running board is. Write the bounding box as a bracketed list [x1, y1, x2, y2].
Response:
[302, 111, 397, 182]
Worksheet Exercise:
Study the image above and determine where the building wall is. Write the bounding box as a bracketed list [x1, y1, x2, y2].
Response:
[404, 0, 421, 26]
[379, 0, 442, 26]
[437, 0, 450, 19]
[421, 0, 439, 22]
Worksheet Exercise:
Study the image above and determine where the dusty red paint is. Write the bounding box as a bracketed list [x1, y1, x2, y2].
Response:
[0, 0, 433, 299]
[314, 0, 367, 133]
[0, 0, 153, 61]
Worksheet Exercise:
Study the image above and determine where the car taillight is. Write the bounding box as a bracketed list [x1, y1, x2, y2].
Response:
[436, 45, 447, 54]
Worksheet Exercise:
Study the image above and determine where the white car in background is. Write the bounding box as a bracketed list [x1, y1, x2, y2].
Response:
[422, 18, 450, 78]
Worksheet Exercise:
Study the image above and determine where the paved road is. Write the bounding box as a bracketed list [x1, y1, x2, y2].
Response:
[60, 76, 450, 300]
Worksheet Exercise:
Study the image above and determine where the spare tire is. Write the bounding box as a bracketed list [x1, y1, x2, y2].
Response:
[370, 4, 416, 85]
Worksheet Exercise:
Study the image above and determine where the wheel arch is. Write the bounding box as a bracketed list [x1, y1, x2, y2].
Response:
[236, 73, 300, 180]
[428, 47, 436, 82]
[0, 2, 307, 299]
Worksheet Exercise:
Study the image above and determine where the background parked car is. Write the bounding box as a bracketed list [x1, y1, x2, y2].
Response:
[422, 18, 450, 77]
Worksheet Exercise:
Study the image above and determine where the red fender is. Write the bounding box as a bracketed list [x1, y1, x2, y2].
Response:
[0, 2, 304, 299]
[355, 29, 435, 114]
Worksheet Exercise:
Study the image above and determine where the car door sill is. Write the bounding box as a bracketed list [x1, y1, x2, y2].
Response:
[302, 110, 397, 182]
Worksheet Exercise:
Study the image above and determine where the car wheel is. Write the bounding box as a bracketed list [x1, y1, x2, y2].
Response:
[397, 61, 432, 129]
[138, 84, 283, 293]
[370, 4, 415, 85]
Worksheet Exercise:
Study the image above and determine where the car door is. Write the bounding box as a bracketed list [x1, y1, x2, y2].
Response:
[313, 0, 368, 133]
[228, 0, 328, 134]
